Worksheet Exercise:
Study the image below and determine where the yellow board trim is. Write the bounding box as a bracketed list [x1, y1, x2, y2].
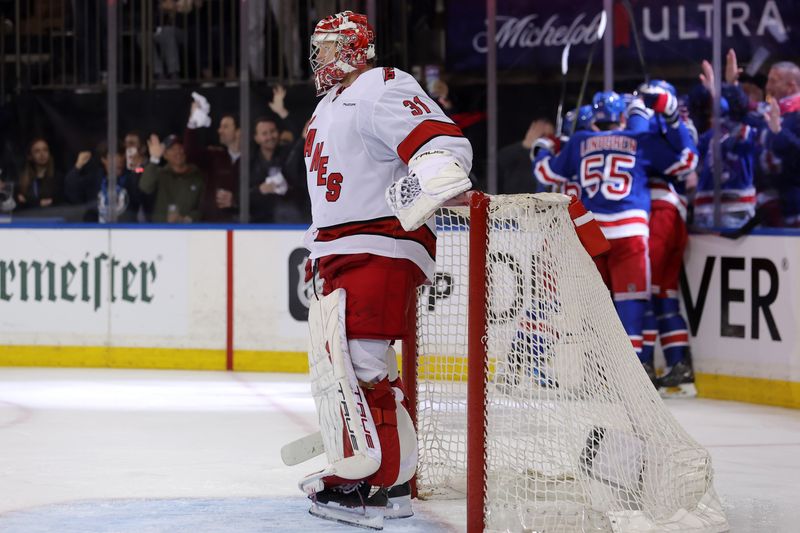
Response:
[0, 345, 227, 370]
[233, 350, 308, 373]
[1, 346, 798, 409]
[695, 373, 800, 409]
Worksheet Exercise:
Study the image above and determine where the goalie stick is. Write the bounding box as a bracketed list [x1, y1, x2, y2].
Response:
[555, 43, 571, 137]
[572, 10, 607, 135]
[281, 431, 325, 466]
[620, 0, 649, 84]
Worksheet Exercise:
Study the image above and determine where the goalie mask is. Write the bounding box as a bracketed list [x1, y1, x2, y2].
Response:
[310, 10, 375, 96]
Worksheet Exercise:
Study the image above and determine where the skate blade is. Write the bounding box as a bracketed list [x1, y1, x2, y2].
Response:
[659, 382, 697, 399]
[385, 494, 413, 519]
[309, 501, 385, 530]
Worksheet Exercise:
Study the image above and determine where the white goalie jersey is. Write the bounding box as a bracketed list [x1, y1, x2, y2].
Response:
[303, 67, 473, 281]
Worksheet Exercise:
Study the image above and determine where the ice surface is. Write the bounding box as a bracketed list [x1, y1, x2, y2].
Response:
[0, 367, 798, 532]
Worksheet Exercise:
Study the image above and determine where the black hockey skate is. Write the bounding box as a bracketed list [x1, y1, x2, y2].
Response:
[309, 481, 387, 530]
[386, 481, 413, 519]
[642, 362, 659, 389]
[658, 360, 697, 398]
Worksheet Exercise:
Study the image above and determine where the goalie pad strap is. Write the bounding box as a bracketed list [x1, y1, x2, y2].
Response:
[364, 379, 402, 488]
[370, 406, 397, 426]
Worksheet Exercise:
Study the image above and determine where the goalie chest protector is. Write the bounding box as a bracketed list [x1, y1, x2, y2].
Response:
[303, 67, 472, 282]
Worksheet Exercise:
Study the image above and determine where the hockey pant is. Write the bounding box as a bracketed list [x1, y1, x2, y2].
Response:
[593, 235, 649, 361]
[644, 205, 690, 367]
[307, 254, 422, 490]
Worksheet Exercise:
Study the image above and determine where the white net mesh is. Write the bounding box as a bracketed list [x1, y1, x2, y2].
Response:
[414, 193, 728, 533]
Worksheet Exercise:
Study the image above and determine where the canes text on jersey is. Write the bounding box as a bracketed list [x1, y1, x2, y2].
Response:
[305, 116, 344, 202]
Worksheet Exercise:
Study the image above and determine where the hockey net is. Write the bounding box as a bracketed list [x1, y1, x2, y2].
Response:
[405, 192, 728, 533]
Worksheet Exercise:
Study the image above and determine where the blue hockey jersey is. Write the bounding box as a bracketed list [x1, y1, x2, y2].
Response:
[696, 122, 757, 217]
[626, 110, 697, 221]
[534, 125, 697, 239]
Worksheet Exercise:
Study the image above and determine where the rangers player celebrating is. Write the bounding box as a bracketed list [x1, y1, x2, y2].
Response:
[534, 89, 697, 381]
[627, 80, 700, 397]
[298, 11, 473, 530]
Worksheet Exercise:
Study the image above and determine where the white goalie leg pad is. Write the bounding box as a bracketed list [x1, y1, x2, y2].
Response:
[393, 386, 418, 486]
[305, 288, 382, 488]
[386, 149, 471, 232]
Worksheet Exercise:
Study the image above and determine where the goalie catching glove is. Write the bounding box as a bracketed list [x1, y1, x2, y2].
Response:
[386, 149, 472, 232]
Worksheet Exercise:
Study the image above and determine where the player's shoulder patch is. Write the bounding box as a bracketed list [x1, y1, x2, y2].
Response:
[383, 67, 396, 83]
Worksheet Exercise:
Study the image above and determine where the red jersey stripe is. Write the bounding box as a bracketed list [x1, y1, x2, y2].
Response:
[397, 120, 465, 163]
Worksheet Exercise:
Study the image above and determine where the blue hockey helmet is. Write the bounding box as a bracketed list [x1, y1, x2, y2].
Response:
[564, 104, 595, 133]
[592, 91, 625, 124]
[577, 104, 594, 130]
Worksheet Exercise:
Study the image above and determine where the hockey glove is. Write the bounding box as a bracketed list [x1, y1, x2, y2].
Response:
[639, 85, 679, 126]
[625, 97, 651, 122]
[530, 135, 561, 161]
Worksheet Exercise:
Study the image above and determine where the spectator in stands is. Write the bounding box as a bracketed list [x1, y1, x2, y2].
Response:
[123, 130, 153, 219]
[196, 0, 236, 81]
[763, 61, 800, 227]
[279, 118, 312, 223]
[249, 116, 286, 223]
[498, 118, 554, 194]
[152, 0, 192, 84]
[268, 84, 303, 144]
[0, 140, 18, 213]
[740, 73, 767, 122]
[183, 93, 240, 222]
[694, 55, 757, 229]
[0, 177, 15, 214]
[270, 1, 302, 80]
[64, 141, 145, 222]
[140, 134, 204, 223]
[123, 130, 148, 172]
[247, 0, 266, 81]
[429, 79, 456, 115]
[15, 138, 63, 209]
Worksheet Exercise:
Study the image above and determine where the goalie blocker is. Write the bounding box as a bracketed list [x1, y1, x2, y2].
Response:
[386, 148, 472, 232]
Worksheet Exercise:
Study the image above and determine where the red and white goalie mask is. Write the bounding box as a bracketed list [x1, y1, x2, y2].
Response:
[310, 10, 375, 96]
